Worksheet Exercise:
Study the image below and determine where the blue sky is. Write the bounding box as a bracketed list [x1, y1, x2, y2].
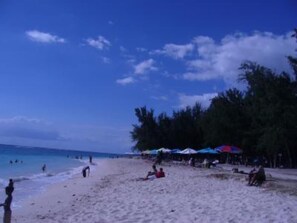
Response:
[0, 0, 296, 153]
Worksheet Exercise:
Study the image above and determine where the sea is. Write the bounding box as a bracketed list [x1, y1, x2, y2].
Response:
[0, 144, 118, 208]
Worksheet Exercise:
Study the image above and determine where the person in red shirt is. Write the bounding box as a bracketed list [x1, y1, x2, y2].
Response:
[156, 168, 165, 178]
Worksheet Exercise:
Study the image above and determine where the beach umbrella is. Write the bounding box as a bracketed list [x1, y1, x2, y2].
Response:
[124, 152, 141, 155]
[171, 149, 181, 154]
[197, 147, 218, 154]
[150, 149, 159, 155]
[157, 148, 171, 153]
[215, 145, 242, 154]
[179, 148, 197, 154]
[142, 150, 151, 155]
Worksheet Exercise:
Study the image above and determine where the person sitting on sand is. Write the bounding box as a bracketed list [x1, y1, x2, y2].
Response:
[189, 157, 196, 167]
[143, 165, 157, 180]
[248, 167, 257, 185]
[248, 165, 266, 186]
[202, 158, 210, 168]
[82, 166, 90, 178]
[156, 168, 165, 178]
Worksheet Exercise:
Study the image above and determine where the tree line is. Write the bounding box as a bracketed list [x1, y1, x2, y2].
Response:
[131, 29, 297, 168]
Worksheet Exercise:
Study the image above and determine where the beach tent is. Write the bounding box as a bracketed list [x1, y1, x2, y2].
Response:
[215, 145, 242, 154]
[179, 148, 197, 154]
[197, 147, 218, 154]
[157, 148, 171, 153]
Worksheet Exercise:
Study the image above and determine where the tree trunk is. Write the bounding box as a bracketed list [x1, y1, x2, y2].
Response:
[284, 141, 293, 168]
[273, 154, 277, 168]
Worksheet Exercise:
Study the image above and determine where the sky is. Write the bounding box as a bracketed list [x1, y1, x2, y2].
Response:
[0, 0, 296, 153]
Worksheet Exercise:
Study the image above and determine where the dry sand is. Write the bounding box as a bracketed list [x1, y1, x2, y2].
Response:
[12, 158, 297, 223]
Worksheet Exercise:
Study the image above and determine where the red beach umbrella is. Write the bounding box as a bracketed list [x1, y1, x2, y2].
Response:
[215, 145, 242, 154]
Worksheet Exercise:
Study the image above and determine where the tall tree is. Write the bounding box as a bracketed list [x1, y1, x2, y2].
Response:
[202, 88, 248, 149]
[130, 107, 158, 151]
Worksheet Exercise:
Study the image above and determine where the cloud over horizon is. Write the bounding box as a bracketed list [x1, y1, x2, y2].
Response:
[0, 116, 132, 153]
[26, 30, 65, 43]
[0, 116, 62, 140]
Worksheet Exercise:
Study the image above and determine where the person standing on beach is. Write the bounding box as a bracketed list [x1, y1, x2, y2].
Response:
[42, 164, 46, 172]
[0, 184, 14, 223]
[89, 155, 93, 164]
[8, 180, 13, 189]
[155, 151, 163, 165]
[82, 166, 90, 178]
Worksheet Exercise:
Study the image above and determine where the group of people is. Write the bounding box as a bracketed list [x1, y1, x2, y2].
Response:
[143, 165, 165, 180]
[0, 179, 14, 223]
[9, 159, 23, 164]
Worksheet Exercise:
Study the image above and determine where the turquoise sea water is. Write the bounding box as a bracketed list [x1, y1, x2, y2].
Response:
[0, 144, 117, 207]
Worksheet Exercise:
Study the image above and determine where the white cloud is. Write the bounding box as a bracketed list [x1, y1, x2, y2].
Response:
[116, 77, 135, 85]
[101, 57, 111, 64]
[116, 59, 156, 86]
[26, 30, 65, 43]
[151, 96, 168, 101]
[178, 93, 218, 109]
[134, 59, 157, 75]
[108, 21, 114, 25]
[136, 47, 147, 52]
[86, 35, 111, 50]
[183, 32, 296, 85]
[120, 46, 127, 52]
[152, 43, 194, 59]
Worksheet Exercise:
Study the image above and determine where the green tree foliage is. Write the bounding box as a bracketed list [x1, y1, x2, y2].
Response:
[240, 62, 297, 167]
[201, 88, 248, 150]
[130, 104, 204, 151]
[130, 107, 158, 151]
[288, 29, 297, 79]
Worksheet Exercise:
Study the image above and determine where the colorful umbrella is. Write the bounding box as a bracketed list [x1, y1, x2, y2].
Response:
[157, 148, 171, 153]
[197, 147, 218, 154]
[215, 145, 242, 154]
[142, 150, 151, 155]
[171, 149, 181, 154]
[150, 149, 159, 155]
[179, 148, 197, 154]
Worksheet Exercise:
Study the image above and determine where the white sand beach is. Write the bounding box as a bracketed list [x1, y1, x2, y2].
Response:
[12, 158, 297, 223]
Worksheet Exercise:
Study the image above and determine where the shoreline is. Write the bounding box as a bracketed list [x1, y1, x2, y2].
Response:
[3, 158, 91, 209]
[13, 158, 113, 221]
[12, 158, 297, 223]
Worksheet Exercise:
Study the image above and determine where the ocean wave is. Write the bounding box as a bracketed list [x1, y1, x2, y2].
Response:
[5, 162, 86, 185]
[0, 178, 7, 187]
